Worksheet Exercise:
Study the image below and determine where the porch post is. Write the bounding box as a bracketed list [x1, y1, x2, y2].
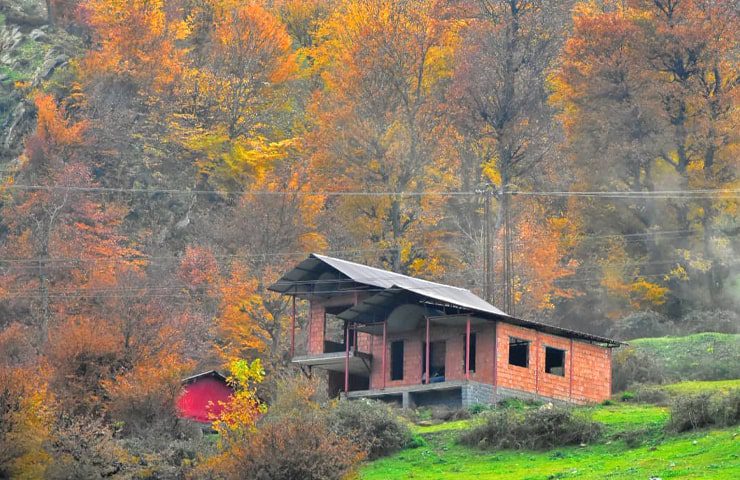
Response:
[569, 338, 574, 401]
[345, 323, 350, 393]
[465, 315, 471, 381]
[290, 295, 296, 358]
[382, 321, 387, 389]
[425, 316, 430, 385]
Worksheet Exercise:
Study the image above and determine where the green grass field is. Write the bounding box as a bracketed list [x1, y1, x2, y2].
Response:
[662, 379, 740, 396]
[361, 380, 740, 479]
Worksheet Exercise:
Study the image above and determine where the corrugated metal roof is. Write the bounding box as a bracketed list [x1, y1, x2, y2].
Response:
[181, 370, 227, 384]
[269, 253, 509, 317]
[337, 288, 622, 346]
[269, 254, 622, 346]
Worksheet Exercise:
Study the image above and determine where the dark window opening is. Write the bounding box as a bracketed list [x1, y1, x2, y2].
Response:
[390, 341, 404, 381]
[324, 305, 357, 353]
[421, 341, 446, 383]
[545, 347, 566, 376]
[509, 337, 529, 368]
[463, 333, 476, 373]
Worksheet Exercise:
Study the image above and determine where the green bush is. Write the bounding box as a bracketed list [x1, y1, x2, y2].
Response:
[628, 333, 740, 383]
[667, 393, 714, 432]
[632, 384, 670, 405]
[609, 311, 674, 340]
[620, 384, 669, 405]
[459, 406, 603, 450]
[680, 310, 739, 335]
[469, 403, 493, 415]
[616, 427, 652, 449]
[620, 391, 635, 402]
[711, 389, 740, 427]
[328, 400, 412, 460]
[667, 390, 740, 433]
[612, 347, 666, 392]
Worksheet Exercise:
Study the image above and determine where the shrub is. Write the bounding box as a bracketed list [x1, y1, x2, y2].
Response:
[667, 393, 714, 432]
[711, 389, 740, 427]
[616, 428, 651, 449]
[631, 384, 669, 405]
[469, 403, 493, 415]
[609, 311, 675, 341]
[620, 384, 669, 405]
[612, 346, 665, 392]
[196, 415, 362, 480]
[680, 310, 739, 335]
[459, 405, 603, 450]
[667, 390, 740, 433]
[328, 400, 412, 460]
[620, 391, 635, 402]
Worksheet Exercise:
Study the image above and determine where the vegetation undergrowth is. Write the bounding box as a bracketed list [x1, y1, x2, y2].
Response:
[459, 405, 603, 450]
[361, 396, 740, 479]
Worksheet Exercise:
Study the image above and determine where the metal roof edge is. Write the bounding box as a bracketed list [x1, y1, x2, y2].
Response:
[181, 370, 228, 384]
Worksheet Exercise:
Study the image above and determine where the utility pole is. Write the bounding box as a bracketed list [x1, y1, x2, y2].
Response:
[476, 185, 494, 303]
[502, 186, 515, 316]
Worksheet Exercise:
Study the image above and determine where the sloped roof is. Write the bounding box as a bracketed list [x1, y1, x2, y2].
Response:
[181, 370, 228, 385]
[269, 253, 509, 317]
[269, 254, 622, 347]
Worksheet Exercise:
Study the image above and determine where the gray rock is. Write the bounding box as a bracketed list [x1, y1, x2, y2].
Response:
[29, 28, 48, 43]
[0, 0, 48, 27]
[33, 53, 68, 85]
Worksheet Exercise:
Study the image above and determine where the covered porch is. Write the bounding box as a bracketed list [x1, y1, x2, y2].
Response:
[340, 288, 492, 392]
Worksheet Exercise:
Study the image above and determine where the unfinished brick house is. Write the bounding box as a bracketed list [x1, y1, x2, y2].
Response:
[270, 254, 621, 408]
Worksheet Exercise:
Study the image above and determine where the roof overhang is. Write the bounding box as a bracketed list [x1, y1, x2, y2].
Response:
[270, 254, 623, 347]
[291, 350, 372, 375]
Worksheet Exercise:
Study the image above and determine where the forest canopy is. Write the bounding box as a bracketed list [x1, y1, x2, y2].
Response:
[0, 0, 736, 478]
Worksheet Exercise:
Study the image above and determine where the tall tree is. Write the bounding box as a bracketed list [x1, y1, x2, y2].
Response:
[450, 0, 569, 311]
[309, 0, 457, 275]
[0, 95, 140, 339]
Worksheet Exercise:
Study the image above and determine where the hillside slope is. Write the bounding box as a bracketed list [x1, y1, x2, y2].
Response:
[361, 394, 740, 479]
[629, 333, 740, 382]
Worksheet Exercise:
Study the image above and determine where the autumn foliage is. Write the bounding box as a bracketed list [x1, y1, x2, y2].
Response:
[0, 0, 737, 476]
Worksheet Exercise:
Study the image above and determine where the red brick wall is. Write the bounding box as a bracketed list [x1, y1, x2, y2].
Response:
[368, 323, 496, 389]
[369, 330, 424, 389]
[305, 295, 373, 356]
[569, 340, 612, 403]
[494, 322, 611, 404]
[306, 302, 325, 355]
[365, 320, 611, 404]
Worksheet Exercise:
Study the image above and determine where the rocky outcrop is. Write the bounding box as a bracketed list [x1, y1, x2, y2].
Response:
[0, 0, 48, 28]
[0, 0, 78, 163]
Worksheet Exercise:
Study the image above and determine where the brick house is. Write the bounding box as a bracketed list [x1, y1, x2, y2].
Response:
[270, 254, 621, 408]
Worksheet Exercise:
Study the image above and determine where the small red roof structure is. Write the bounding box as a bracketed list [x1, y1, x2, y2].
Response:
[177, 370, 234, 423]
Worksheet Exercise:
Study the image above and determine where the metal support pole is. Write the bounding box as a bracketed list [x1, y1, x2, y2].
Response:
[534, 330, 540, 396]
[492, 321, 498, 402]
[425, 317, 430, 385]
[345, 325, 350, 393]
[382, 321, 387, 389]
[465, 315, 471, 381]
[569, 338, 574, 402]
[290, 295, 296, 358]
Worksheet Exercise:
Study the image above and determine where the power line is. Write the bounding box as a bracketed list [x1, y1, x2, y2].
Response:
[3, 257, 735, 299]
[0, 228, 724, 266]
[1, 184, 738, 198]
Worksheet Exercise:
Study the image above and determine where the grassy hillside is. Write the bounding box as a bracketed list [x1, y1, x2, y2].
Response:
[629, 333, 740, 382]
[362, 428, 739, 479]
[361, 380, 740, 479]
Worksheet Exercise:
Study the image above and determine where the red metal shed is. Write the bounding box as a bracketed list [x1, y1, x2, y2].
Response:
[177, 370, 234, 423]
